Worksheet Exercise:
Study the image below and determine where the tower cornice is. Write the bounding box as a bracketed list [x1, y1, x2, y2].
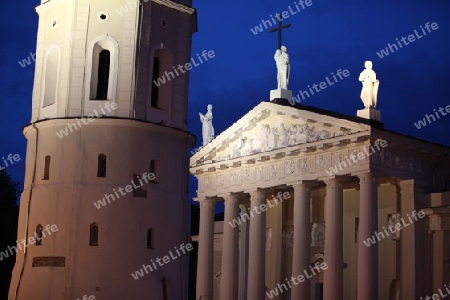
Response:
[152, 0, 196, 14]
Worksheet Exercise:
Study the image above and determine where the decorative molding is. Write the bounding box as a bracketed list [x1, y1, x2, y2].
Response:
[223, 122, 343, 161]
[285, 160, 295, 175]
[311, 222, 325, 247]
[387, 213, 401, 241]
[429, 215, 442, 231]
[282, 225, 294, 250]
[32, 256, 65, 267]
[152, 0, 196, 14]
[372, 148, 421, 173]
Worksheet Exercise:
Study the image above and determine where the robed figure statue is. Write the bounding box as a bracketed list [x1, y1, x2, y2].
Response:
[274, 46, 290, 90]
[359, 61, 379, 108]
[199, 104, 214, 146]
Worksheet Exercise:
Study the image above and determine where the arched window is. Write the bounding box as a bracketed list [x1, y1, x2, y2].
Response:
[162, 277, 169, 300]
[43, 155, 51, 180]
[86, 36, 119, 102]
[97, 154, 106, 177]
[150, 49, 171, 110]
[90, 223, 98, 246]
[36, 224, 43, 246]
[43, 47, 60, 107]
[151, 57, 160, 107]
[96, 50, 111, 100]
[147, 228, 154, 249]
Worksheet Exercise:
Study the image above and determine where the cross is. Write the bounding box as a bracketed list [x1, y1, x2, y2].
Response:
[269, 14, 291, 49]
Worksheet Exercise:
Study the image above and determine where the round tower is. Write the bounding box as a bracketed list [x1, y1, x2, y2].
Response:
[9, 0, 197, 299]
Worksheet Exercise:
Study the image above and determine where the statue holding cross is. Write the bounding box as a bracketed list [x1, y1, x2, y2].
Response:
[270, 15, 291, 90]
[274, 46, 290, 89]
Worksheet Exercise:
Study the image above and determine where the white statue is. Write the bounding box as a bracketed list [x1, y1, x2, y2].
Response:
[199, 104, 214, 146]
[274, 46, 290, 89]
[358, 61, 379, 108]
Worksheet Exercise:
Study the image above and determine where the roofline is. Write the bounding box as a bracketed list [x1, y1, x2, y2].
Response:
[272, 99, 450, 149]
[271, 98, 384, 129]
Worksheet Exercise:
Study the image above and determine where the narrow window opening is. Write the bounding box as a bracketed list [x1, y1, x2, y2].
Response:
[147, 228, 154, 249]
[90, 223, 99, 246]
[36, 224, 43, 246]
[97, 154, 106, 177]
[149, 160, 157, 183]
[151, 57, 160, 107]
[96, 50, 111, 100]
[162, 277, 169, 300]
[43, 156, 51, 180]
[315, 283, 323, 300]
[133, 174, 147, 198]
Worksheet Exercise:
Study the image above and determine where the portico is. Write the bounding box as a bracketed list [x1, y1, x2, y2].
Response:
[190, 100, 448, 300]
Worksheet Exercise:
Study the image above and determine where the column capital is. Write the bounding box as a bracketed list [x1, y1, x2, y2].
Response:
[219, 192, 245, 203]
[239, 203, 250, 211]
[194, 197, 217, 206]
[357, 173, 378, 184]
[322, 176, 345, 188]
[289, 180, 318, 190]
[246, 189, 267, 201]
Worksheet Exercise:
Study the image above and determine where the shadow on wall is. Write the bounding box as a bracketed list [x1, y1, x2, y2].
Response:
[0, 202, 19, 299]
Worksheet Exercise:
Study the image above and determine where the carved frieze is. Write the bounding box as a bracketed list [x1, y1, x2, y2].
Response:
[215, 121, 351, 162]
[316, 155, 326, 170]
[372, 149, 421, 172]
[270, 164, 280, 178]
[285, 160, 295, 175]
[216, 174, 224, 187]
[242, 168, 251, 181]
[256, 167, 264, 180]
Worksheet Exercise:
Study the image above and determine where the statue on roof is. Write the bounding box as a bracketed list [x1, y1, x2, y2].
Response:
[199, 104, 214, 146]
[359, 61, 379, 108]
[275, 46, 290, 89]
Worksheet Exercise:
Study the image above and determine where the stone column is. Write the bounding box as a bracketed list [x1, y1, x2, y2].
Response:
[220, 194, 239, 300]
[246, 190, 266, 300]
[357, 173, 378, 300]
[323, 178, 343, 300]
[196, 198, 216, 300]
[238, 204, 249, 300]
[291, 183, 311, 300]
[399, 179, 427, 300]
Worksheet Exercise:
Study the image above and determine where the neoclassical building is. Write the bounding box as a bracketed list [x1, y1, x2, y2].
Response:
[190, 99, 450, 300]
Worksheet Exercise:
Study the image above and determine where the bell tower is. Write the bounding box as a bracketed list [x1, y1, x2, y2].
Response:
[9, 0, 197, 299]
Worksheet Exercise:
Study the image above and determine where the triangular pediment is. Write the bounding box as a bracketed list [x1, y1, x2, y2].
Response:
[190, 101, 370, 168]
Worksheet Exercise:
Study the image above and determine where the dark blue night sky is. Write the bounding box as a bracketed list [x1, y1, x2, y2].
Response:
[1, 0, 449, 192]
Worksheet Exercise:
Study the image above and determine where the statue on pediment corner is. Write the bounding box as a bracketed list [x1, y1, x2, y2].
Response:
[199, 104, 214, 146]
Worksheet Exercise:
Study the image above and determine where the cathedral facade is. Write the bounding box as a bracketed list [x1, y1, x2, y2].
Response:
[190, 99, 450, 300]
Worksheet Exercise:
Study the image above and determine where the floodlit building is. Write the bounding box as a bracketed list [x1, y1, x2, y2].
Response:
[9, 0, 196, 299]
[190, 97, 450, 299]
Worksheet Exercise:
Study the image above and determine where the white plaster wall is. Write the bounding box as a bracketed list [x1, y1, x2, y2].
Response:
[9, 119, 194, 300]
